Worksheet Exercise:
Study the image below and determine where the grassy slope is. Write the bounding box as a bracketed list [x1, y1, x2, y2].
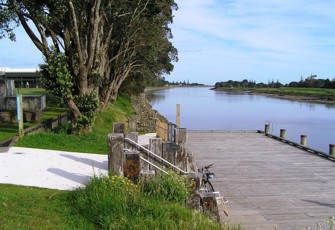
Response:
[0, 184, 94, 230]
[14, 96, 133, 154]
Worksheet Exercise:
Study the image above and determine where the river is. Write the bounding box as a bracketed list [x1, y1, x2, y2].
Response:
[146, 87, 335, 154]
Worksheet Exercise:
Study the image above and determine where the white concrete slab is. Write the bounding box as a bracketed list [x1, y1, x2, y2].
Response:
[0, 147, 108, 190]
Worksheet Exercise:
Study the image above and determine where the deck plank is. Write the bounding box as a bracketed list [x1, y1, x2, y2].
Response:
[188, 131, 335, 230]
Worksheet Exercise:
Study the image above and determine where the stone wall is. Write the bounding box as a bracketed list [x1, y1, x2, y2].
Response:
[131, 94, 168, 132]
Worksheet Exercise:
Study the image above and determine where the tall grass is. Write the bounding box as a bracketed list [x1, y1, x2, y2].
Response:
[70, 174, 225, 230]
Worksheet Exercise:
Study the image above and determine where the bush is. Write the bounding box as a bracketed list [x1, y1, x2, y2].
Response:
[139, 171, 193, 204]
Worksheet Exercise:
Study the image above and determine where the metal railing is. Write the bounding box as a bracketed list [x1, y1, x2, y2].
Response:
[125, 137, 188, 174]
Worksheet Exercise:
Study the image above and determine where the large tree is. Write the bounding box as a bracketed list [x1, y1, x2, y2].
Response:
[0, 0, 177, 131]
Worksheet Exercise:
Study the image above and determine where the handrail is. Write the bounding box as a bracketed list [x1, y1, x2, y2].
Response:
[125, 138, 188, 174]
[139, 157, 169, 175]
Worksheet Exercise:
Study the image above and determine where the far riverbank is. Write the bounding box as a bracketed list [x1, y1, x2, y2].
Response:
[214, 87, 335, 105]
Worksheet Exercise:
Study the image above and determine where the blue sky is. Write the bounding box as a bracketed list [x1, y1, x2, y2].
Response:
[1, 0, 335, 85]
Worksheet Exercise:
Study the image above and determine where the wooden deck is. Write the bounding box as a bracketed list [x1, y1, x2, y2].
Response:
[187, 131, 335, 230]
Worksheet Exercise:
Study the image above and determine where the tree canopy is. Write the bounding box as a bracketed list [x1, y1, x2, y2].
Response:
[0, 0, 178, 131]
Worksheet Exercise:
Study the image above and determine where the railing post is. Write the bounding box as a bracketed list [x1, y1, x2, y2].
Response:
[264, 124, 270, 134]
[329, 144, 335, 157]
[124, 150, 140, 183]
[280, 129, 286, 139]
[125, 132, 138, 151]
[113, 122, 125, 133]
[300, 135, 307, 146]
[162, 141, 179, 165]
[107, 133, 124, 176]
[186, 173, 201, 209]
[148, 138, 162, 169]
[175, 128, 188, 171]
[200, 192, 220, 221]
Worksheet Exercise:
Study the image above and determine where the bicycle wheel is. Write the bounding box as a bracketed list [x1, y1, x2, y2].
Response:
[202, 181, 214, 192]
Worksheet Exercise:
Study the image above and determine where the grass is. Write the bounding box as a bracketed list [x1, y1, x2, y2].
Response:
[0, 184, 94, 230]
[0, 88, 67, 142]
[14, 96, 134, 154]
[0, 174, 236, 230]
[249, 87, 335, 99]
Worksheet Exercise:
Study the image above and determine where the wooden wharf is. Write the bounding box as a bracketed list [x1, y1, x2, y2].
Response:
[187, 131, 335, 230]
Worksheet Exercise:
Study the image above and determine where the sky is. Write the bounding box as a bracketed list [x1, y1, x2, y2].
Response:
[1, 0, 335, 85]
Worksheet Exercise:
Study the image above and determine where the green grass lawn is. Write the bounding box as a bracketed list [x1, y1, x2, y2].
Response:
[0, 174, 234, 230]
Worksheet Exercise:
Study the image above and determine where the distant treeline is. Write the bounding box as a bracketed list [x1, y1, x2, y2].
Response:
[214, 75, 335, 89]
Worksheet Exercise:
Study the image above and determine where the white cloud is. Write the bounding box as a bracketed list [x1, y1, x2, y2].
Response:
[167, 0, 335, 84]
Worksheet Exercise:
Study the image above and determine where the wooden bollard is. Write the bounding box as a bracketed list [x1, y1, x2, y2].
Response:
[329, 144, 335, 157]
[162, 141, 179, 165]
[264, 124, 270, 134]
[148, 138, 162, 169]
[300, 135, 307, 146]
[107, 133, 124, 176]
[175, 128, 188, 172]
[176, 104, 181, 128]
[280, 129, 286, 139]
[123, 150, 140, 183]
[113, 122, 125, 133]
[200, 192, 220, 221]
[186, 173, 201, 209]
[125, 132, 138, 150]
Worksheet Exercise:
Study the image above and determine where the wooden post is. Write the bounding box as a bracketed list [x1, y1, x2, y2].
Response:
[123, 150, 140, 183]
[264, 124, 270, 134]
[148, 138, 162, 170]
[125, 132, 138, 151]
[107, 133, 124, 176]
[186, 173, 201, 209]
[280, 129, 286, 139]
[200, 192, 220, 221]
[162, 141, 179, 165]
[176, 104, 180, 128]
[113, 122, 125, 133]
[329, 144, 335, 157]
[300, 135, 307, 146]
[175, 128, 187, 171]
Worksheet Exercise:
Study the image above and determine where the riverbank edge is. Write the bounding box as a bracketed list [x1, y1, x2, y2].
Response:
[213, 88, 335, 105]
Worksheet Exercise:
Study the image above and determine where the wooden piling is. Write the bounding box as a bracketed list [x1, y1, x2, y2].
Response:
[162, 141, 179, 165]
[300, 135, 307, 146]
[186, 173, 202, 209]
[280, 129, 286, 139]
[107, 133, 124, 176]
[175, 128, 188, 171]
[264, 124, 270, 134]
[125, 132, 138, 151]
[329, 144, 335, 157]
[200, 192, 220, 221]
[148, 138, 163, 169]
[176, 104, 180, 128]
[123, 150, 140, 183]
[113, 122, 125, 133]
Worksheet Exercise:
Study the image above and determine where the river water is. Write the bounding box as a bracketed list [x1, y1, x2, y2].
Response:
[146, 87, 335, 154]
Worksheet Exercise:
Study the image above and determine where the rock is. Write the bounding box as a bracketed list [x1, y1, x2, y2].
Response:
[131, 94, 168, 133]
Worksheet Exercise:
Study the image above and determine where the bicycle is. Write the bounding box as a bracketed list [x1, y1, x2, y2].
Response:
[198, 163, 229, 216]
[198, 163, 215, 192]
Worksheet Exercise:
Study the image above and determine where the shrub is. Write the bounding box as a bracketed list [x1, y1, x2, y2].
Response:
[138, 171, 193, 204]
